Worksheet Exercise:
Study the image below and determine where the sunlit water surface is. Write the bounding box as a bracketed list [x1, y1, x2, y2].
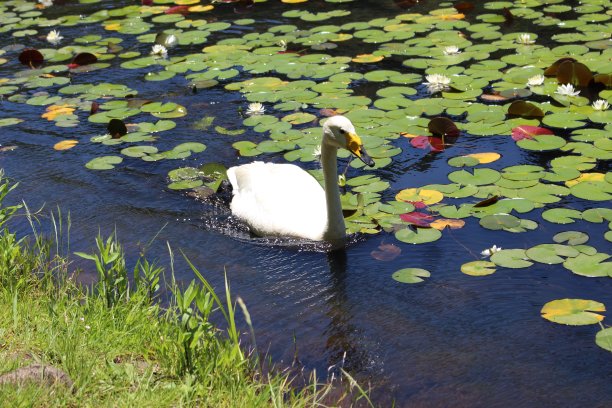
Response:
[0, 1, 610, 406]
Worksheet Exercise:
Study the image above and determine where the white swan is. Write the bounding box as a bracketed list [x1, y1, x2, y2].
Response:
[227, 115, 374, 246]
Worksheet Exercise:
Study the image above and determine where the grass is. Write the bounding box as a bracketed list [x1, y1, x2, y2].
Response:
[0, 171, 373, 407]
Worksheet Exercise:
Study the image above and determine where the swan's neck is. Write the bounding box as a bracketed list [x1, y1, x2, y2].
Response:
[321, 143, 345, 242]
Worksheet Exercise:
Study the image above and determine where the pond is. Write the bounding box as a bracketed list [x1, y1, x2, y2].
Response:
[0, 0, 611, 406]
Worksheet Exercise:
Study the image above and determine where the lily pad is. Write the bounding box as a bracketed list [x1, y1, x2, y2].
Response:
[541, 299, 606, 326]
[490, 249, 533, 269]
[595, 327, 612, 352]
[461, 260, 496, 276]
[395, 227, 442, 244]
[553, 231, 589, 246]
[563, 253, 611, 278]
[85, 155, 123, 170]
[391, 268, 431, 284]
[526, 244, 580, 264]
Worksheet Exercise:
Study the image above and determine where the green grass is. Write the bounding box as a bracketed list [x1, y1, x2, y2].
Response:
[0, 172, 371, 407]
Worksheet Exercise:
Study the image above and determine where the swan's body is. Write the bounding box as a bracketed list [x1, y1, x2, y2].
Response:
[227, 116, 373, 246]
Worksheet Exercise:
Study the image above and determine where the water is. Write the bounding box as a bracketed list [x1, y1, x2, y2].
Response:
[1, 1, 610, 406]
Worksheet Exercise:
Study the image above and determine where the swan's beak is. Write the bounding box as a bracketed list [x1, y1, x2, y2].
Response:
[346, 132, 375, 167]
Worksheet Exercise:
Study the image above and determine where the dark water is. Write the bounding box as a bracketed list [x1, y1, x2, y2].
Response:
[0, 1, 610, 406]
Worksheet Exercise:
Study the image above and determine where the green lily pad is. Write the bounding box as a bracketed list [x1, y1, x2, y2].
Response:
[517, 135, 567, 151]
[461, 260, 496, 276]
[526, 244, 580, 264]
[391, 268, 431, 284]
[85, 155, 123, 170]
[563, 253, 611, 278]
[121, 145, 158, 158]
[448, 168, 501, 186]
[553, 231, 589, 246]
[541, 298, 606, 326]
[479, 214, 521, 231]
[570, 181, 612, 201]
[595, 327, 612, 352]
[395, 227, 442, 244]
[582, 208, 612, 223]
[490, 249, 533, 268]
[542, 208, 582, 224]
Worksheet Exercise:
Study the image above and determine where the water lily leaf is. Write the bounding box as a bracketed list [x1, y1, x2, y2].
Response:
[352, 53, 384, 63]
[121, 145, 158, 157]
[215, 126, 244, 136]
[553, 231, 589, 246]
[595, 327, 612, 352]
[542, 112, 587, 129]
[556, 60, 593, 87]
[461, 260, 496, 276]
[371, 243, 401, 261]
[85, 155, 123, 170]
[428, 117, 459, 137]
[71, 52, 98, 67]
[511, 125, 554, 141]
[168, 179, 203, 190]
[395, 188, 443, 205]
[19, 48, 44, 68]
[448, 168, 500, 186]
[53, 140, 78, 150]
[517, 135, 566, 151]
[479, 214, 520, 230]
[490, 249, 533, 268]
[392, 268, 430, 284]
[430, 218, 465, 230]
[282, 112, 317, 125]
[582, 208, 612, 224]
[107, 118, 128, 138]
[563, 253, 611, 278]
[542, 208, 582, 224]
[465, 152, 501, 164]
[395, 227, 442, 244]
[526, 244, 579, 264]
[447, 156, 479, 167]
[0, 118, 24, 127]
[541, 299, 606, 325]
[570, 181, 612, 201]
[399, 212, 434, 227]
[507, 101, 544, 118]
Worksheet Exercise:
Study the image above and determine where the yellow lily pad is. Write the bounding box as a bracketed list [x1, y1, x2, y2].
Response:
[465, 152, 501, 164]
[395, 188, 444, 205]
[541, 298, 606, 326]
[352, 54, 384, 64]
[53, 140, 78, 150]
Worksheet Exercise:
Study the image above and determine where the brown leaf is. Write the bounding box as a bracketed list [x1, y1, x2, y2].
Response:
[371, 243, 401, 261]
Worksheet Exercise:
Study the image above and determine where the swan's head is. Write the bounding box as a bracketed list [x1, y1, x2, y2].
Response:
[322, 116, 375, 167]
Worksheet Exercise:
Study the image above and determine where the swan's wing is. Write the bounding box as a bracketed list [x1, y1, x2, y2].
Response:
[227, 162, 327, 240]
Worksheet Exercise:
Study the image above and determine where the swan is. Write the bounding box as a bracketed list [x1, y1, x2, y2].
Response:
[227, 115, 374, 246]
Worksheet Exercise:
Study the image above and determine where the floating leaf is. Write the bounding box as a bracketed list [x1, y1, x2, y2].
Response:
[461, 260, 496, 276]
[595, 327, 612, 352]
[395, 188, 443, 205]
[511, 125, 553, 141]
[352, 54, 384, 63]
[395, 227, 442, 244]
[391, 268, 430, 284]
[428, 117, 459, 137]
[54, 140, 78, 150]
[465, 152, 500, 164]
[541, 299, 606, 326]
[525, 244, 579, 264]
[85, 155, 123, 170]
[542, 208, 582, 224]
[556, 60, 593, 87]
[517, 135, 566, 151]
[563, 253, 611, 278]
[448, 168, 500, 186]
[399, 212, 433, 227]
[490, 249, 533, 268]
[70, 52, 98, 67]
[430, 218, 464, 230]
[553, 231, 589, 246]
[18, 48, 44, 68]
[479, 214, 520, 230]
[507, 101, 544, 118]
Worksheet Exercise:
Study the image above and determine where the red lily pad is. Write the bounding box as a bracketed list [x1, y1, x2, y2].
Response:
[70, 52, 98, 67]
[18, 48, 44, 68]
[399, 212, 434, 227]
[371, 243, 402, 261]
[507, 101, 544, 119]
[511, 125, 554, 141]
[556, 60, 593, 87]
[428, 117, 460, 138]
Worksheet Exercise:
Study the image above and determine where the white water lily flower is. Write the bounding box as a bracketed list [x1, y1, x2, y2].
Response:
[526, 74, 545, 87]
[46, 29, 63, 46]
[38, 0, 53, 7]
[555, 83, 580, 97]
[424, 74, 451, 94]
[246, 102, 265, 116]
[312, 145, 321, 159]
[443, 45, 461, 55]
[592, 99, 609, 111]
[151, 44, 168, 58]
[278, 40, 287, 51]
[165, 34, 177, 48]
[481, 245, 502, 257]
[517, 33, 535, 45]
